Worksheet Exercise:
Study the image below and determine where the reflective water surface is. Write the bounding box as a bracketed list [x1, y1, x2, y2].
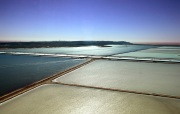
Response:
[0, 84, 179, 114]
[0, 45, 180, 113]
[54, 60, 180, 97]
[0, 54, 86, 96]
[114, 46, 180, 60]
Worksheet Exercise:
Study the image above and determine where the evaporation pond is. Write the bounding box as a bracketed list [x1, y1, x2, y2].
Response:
[54, 60, 180, 97]
[0, 54, 86, 96]
[0, 84, 179, 114]
[114, 46, 180, 60]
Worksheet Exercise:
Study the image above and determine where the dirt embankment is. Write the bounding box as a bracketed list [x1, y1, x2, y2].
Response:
[0, 59, 95, 103]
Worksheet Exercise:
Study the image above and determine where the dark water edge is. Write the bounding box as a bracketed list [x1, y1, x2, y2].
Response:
[0, 54, 86, 96]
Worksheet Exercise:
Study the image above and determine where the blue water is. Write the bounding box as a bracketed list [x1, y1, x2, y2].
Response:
[0, 54, 86, 96]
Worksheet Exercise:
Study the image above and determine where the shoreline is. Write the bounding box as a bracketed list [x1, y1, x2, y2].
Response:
[1, 58, 180, 103]
[0, 59, 94, 103]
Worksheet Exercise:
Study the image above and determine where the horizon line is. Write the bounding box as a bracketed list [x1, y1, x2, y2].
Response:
[134, 42, 180, 45]
[0, 40, 180, 45]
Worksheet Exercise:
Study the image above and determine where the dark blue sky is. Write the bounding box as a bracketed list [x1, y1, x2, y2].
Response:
[0, 0, 180, 42]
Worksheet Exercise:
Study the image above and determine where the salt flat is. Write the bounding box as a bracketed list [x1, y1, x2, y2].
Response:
[114, 46, 180, 59]
[0, 84, 179, 114]
[54, 60, 180, 97]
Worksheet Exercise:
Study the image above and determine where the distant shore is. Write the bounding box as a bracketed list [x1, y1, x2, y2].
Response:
[0, 41, 131, 48]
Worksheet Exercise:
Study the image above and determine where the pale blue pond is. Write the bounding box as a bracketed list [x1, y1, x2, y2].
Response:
[114, 46, 180, 60]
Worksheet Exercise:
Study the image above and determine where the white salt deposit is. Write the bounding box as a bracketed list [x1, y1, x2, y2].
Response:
[0, 84, 179, 114]
[54, 60, 180, 97]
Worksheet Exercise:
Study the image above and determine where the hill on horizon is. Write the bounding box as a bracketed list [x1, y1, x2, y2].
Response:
[0, 41, 132, 48]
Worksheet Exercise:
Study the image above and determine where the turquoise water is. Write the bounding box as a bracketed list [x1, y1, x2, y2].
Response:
[0, 54, 86, 96]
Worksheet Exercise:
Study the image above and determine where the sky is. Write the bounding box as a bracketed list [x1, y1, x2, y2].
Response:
[0, 0, 180, 43]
